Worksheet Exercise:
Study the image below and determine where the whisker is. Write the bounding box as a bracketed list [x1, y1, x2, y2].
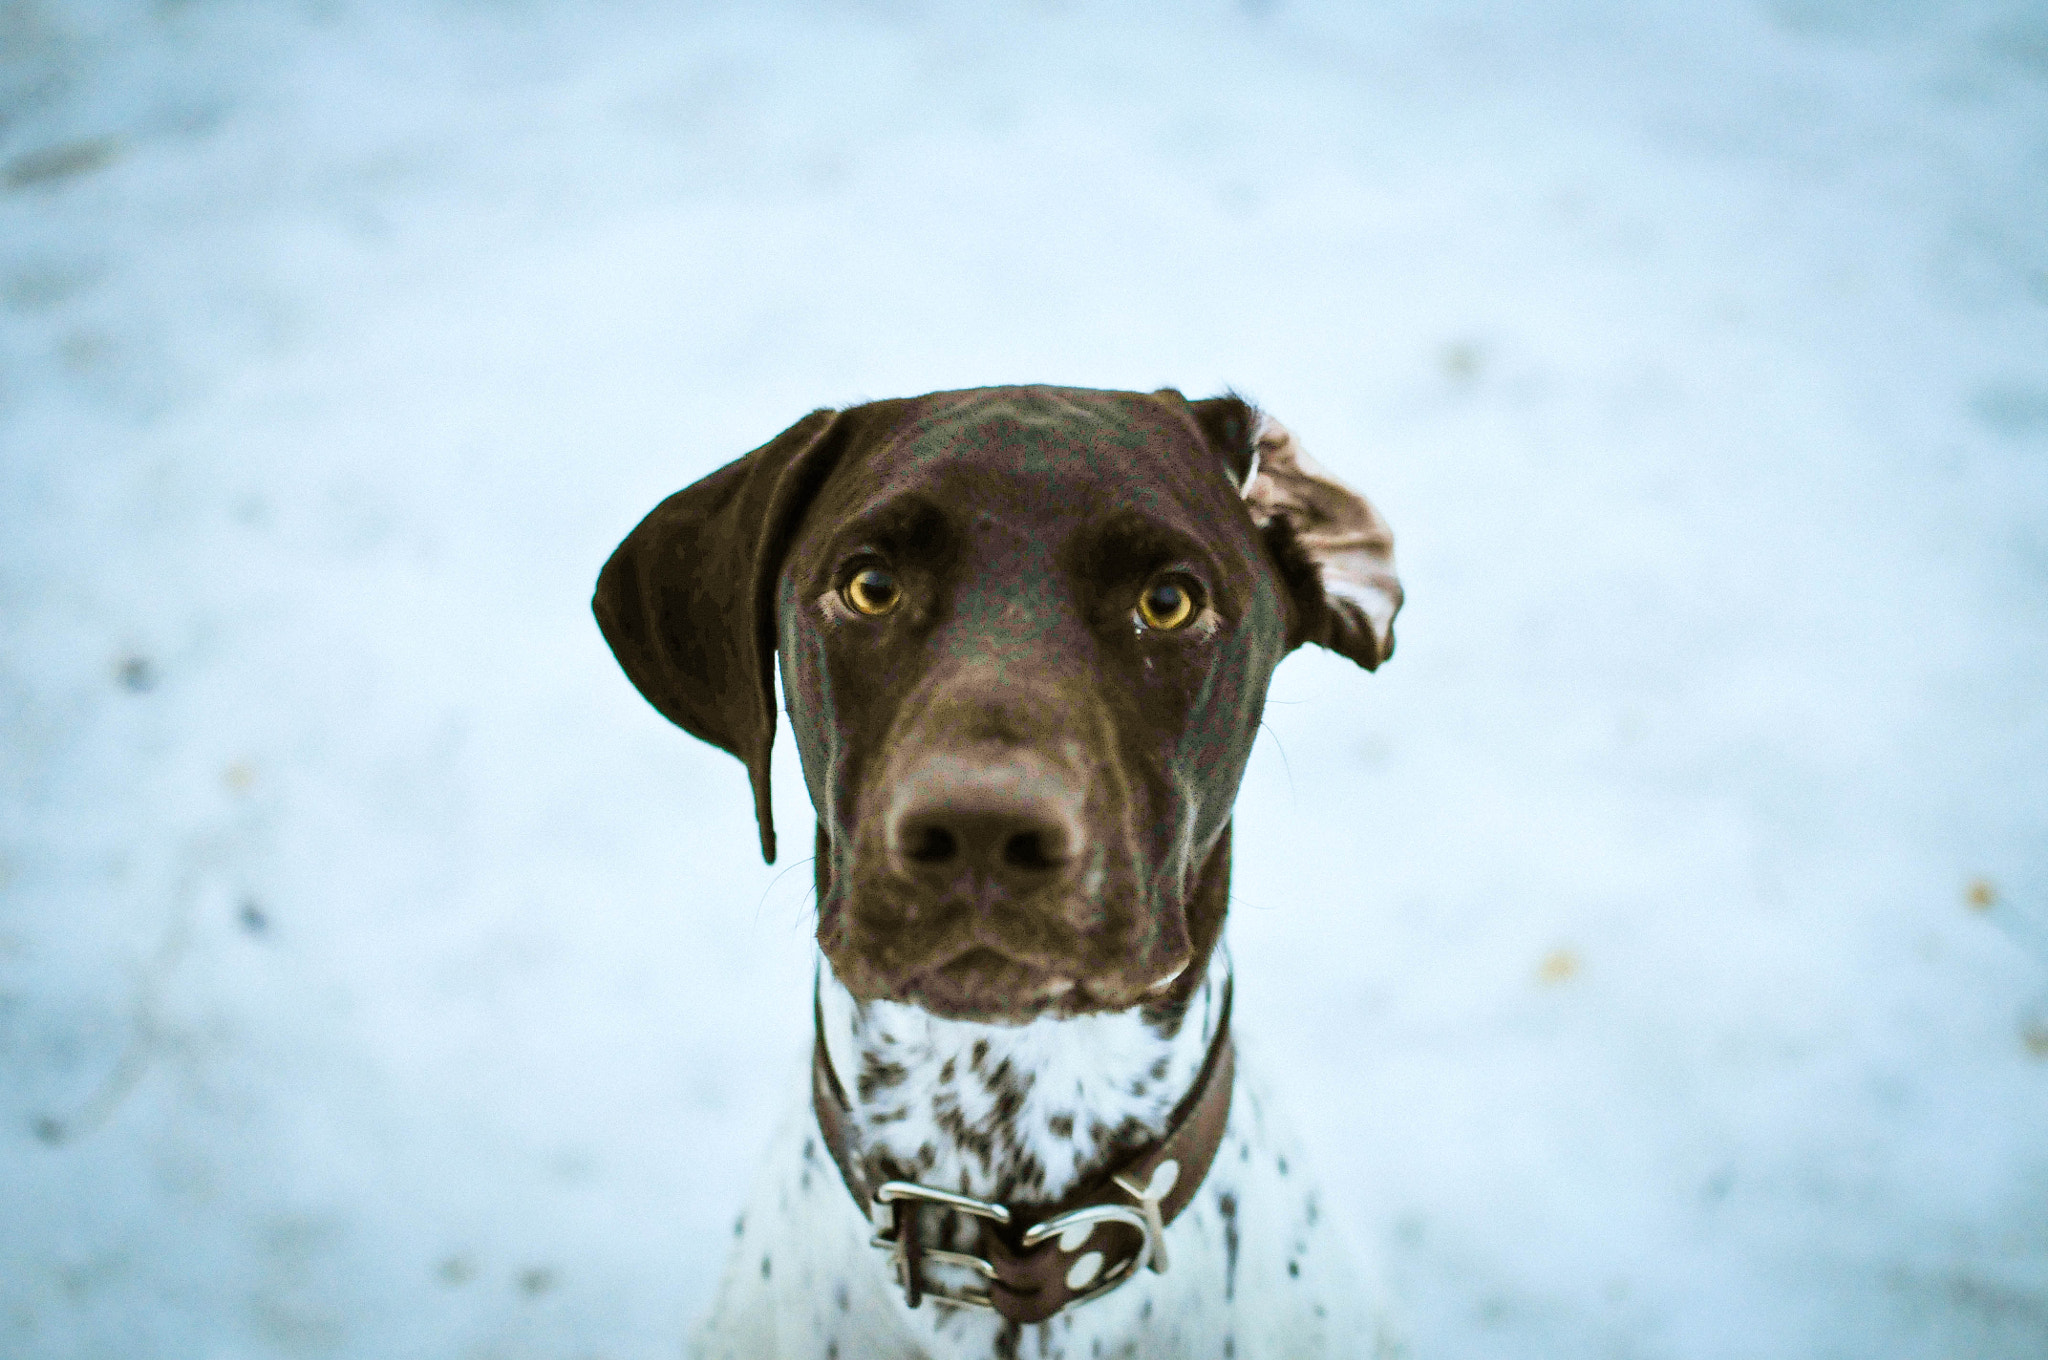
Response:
[755, 855, 818, 926]
[1259, 719, 1297, 808]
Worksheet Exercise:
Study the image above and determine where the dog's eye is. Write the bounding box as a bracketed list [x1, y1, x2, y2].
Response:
[842, 565, 901, 617]
[1136, 578, 1197, 631]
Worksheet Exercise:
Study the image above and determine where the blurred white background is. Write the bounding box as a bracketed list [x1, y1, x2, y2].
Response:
[2, 1, 2045, 1356]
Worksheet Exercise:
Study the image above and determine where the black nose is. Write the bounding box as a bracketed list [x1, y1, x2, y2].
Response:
[888, 752, 1085, 893]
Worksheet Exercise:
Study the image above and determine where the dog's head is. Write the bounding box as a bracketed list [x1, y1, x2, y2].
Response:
[596, 386, 1399, 1022]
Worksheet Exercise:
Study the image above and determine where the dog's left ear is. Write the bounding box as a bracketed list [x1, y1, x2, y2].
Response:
[593, 408, 848, 863]
[1188, 396, 1403, 670]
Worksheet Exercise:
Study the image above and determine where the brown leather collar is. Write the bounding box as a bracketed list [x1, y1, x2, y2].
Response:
[812, 976, 1235, 1324]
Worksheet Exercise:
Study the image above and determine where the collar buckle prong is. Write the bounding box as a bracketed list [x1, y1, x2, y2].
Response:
[871, 1181, 1008, 1311]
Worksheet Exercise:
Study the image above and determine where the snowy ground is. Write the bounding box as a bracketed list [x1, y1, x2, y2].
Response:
[3, 1, 2046, 1356]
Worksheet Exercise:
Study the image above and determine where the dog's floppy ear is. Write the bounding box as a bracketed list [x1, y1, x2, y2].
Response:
[1188, 396, 1403, 670]
[593, 408, 845, 863]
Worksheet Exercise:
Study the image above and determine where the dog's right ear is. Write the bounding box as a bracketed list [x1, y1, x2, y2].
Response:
[593, 409, 846, 864]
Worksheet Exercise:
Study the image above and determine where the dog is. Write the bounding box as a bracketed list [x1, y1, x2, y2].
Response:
[595, 386, 1404, 1359]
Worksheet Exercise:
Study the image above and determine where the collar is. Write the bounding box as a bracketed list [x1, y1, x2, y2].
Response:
[811, 969, 1235, 1325]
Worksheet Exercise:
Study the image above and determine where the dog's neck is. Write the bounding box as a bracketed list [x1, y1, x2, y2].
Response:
[817, 945, 1231, 1207]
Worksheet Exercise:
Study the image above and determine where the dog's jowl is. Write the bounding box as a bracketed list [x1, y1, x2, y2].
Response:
[595, 386, 1403, 1359]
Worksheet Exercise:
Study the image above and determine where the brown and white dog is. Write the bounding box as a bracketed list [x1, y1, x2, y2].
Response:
[595, 386, 1403, 1359]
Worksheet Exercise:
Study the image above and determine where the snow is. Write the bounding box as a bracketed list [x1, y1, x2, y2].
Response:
[3, 1, 2046, 1356]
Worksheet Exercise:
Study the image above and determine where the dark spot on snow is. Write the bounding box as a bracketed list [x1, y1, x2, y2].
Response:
[1289, 1259, 1300, 1278]
[1277, 1155, 1288, 1176]
[1223, 1336, 1235, 1359]
[516, 1266, 555, 1296]
[5, 138, 119, 190]
[436, 1255, 473, 1286]
[116, 656, 155, 692]
[3, 259, 96, 311]
[1048, 1113, 1074, 1138]
[835, 1279, 849, 1311]
[733, 1214, 745, 1237]
[1218, 1191, 1239, 1299]
[239, 899, 269, 934]
[760, 1254, 772, 1280]
[1441, 340, 1484, 382]
[1973, 383, 2048, 438]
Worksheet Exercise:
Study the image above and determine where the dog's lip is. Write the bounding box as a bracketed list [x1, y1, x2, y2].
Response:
[898, 946, 1084, 1017]
[923, 946, 1065, 993]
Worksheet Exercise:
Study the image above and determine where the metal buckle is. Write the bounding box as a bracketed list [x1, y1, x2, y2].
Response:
[1110, 1158, 1179, 1274]
[870, 1182, 1010, 1310]
[870, 1165, 1172, 1314]
[1018, 1202, 1155, 1305]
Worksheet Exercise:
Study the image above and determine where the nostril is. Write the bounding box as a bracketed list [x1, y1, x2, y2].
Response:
[1001, 831, 1060, 873]
[907, 825, 958, 864]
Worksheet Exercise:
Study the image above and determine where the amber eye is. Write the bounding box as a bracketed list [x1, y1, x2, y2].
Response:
[1136, 578, 1197, 631]
[842, 565, 900, 616]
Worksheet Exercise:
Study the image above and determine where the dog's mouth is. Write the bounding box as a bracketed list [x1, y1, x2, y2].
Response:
[902, 946, 1078, 1022]
[895, 944, 1184, 1023]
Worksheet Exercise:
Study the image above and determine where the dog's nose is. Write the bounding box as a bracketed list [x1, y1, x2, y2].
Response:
[898, 805, 1072, 879]
[887, 752, 1086, 893]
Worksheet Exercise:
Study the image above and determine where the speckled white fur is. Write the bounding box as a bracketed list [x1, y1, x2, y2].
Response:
[690, 947, 1400, 1360]
[817, 950, 1226, 1205]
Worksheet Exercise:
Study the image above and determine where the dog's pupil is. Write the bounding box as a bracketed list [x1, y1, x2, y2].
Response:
[854, 569, 896, 611]
[1145, 583, 1186, 625]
